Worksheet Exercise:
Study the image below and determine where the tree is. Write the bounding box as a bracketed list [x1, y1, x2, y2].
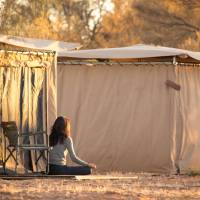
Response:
[96, 0, 140, 48]
[0, 0, 200, 50]
[98, 0, 200, 50]
[133, 0, 200, 49]
[0, 0, 57, 39]
[0, 0, 108, 48]
[59, 0, 108, 48]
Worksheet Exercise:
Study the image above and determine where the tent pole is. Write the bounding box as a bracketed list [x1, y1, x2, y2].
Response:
[45, 63, 49, 174]
[0, 49, 52, 56]
[58, 61, 173, 66]
[173, 56, 177, 66]
[0, 67, 3, 169]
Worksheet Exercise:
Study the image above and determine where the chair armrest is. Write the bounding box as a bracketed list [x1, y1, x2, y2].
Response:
[18, 131, 47, 137]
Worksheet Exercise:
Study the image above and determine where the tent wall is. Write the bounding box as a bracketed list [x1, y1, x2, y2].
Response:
[0, 50, 57, 171]
[57, 63, 177, 172]
[175, 66, 200, 172]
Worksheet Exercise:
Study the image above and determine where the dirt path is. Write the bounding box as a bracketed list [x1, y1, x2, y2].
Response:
[1, 173, 200, 200]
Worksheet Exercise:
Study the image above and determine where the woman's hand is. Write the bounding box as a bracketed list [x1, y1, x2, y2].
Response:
[88, 163, 97, 169]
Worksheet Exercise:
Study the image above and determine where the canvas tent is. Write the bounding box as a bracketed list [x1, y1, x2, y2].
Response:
[1, 35, 200, 173]
[0, 35, 81, 133]
[0, 49, 57, 172]
[57, 45, 200, 173]
[0, 35, 79, 172]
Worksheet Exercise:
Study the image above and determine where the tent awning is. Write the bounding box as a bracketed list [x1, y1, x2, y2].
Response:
[59, 44, 200, 62]
[0, 34, 81, 54]
[1, 35, 200, 62]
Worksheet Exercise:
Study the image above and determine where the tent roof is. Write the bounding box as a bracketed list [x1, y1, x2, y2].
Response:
[1, 35, 199, 62]
[0, 34, 81, 54]
[60, 44, 200, 62]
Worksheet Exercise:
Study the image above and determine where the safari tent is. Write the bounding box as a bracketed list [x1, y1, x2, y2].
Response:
[1, 35, 200, 174]
[58, 45, 200, 173]
[0, 35, 59, 172]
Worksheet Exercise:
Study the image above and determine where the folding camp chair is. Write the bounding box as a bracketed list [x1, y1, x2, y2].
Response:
[1, 121, 49, 174]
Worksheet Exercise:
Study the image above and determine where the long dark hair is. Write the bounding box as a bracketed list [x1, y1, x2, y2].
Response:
[49, 116, 69, 146]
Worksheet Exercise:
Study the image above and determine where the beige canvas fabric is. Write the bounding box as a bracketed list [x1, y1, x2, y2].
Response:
[0, 34, 81, 55]
[47, 54, 57, 135]
[0, 51, 57, 171]
[59, 44, 200, 61]
[57, 64, 177, 172]
[1, 36, 200, 61]
[175, 66, 200, 172]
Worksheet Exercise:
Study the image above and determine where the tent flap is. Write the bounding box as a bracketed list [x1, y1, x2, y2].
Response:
[0, 50, 57, 172]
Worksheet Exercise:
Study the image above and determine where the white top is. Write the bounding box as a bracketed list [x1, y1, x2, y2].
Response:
[49, 137, 88, 166]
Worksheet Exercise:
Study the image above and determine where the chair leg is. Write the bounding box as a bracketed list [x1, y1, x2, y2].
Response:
[3, 147, 16, 174]
[35, 151, 44, 169]
[2, 161, 6, 174]
[35, 149, 38, 172]
[3, 151, 6, 174]
[35, 150, 49, 173]
[7, 148, 17, 162]
[3, 137, 6, 174]
[46, 150, 49, 174]
[15, 148, 18, 174]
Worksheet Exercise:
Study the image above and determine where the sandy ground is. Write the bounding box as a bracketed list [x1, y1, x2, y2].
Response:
[1, 173, 200, 200]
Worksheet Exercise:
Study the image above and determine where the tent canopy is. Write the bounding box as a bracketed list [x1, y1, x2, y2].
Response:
[0, 35, 199, 62]
[0, 34, 81, 55]
[59, 44, 200, 62]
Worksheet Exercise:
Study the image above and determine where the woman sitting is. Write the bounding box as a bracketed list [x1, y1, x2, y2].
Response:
[49, 116, 96, 175]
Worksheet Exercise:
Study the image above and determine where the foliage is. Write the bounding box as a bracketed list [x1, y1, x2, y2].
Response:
[0, 0, 108, 47]
[0, 0, 199, 50]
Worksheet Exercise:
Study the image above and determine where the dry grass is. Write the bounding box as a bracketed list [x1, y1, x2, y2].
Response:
[1, 173, 200, 200]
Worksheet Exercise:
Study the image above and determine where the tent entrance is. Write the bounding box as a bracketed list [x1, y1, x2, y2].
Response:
[0, 50, 55, 172]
